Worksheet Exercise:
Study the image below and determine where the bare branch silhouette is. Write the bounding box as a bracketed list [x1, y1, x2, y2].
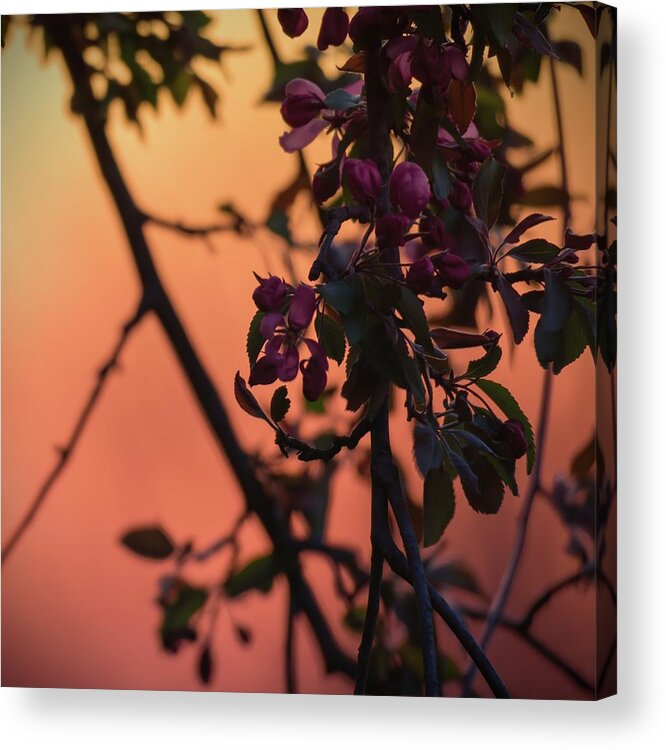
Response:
[2, 302, 147, 562]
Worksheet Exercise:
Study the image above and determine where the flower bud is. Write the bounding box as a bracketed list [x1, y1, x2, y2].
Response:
[419, 215, 450, 251]
[280, 78, 325, 128]
[349, 7, 408, 49]
[389, 161, 431, 219]
[312, 161, 341, 204]
[483, 328, 501, 349]
[433, 252, 470, 289]
[317, 8, 349, 50]
[277, 8, 309, 38]
[406, 255, 436, 294]
[412, 39, 451, 88]
[300, 355, 328, 402]
[376, 213, 410, 247]
[253, 275, 289, 312]
[449, 181, 473, 212]
[342, 158, 382, 204]
[288, 284, 317, 331]
[503, 419, 528, 459]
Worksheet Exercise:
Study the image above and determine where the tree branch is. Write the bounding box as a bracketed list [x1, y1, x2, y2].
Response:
[354, 479, 384, 695]
[52, 24, 355, 684]
[276, 419, 370, 462]
[1, 302, 146, 563]
[308, 205, 371, 281]
[371, 405, 440, 697]
[371, 502, 510, 698]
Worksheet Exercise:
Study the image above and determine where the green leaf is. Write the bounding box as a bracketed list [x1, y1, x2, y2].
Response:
[198, 644, 213, 684]
[225, 555, 277, 598]
[534, 306, 587, 374]
[121, 526, 175, 560]
[463, 345, 502, 380]
[516, 185, 570, 208]
[315, 313, 346, 365]
[507, 238, 561, 264]
[160, 584, 207, 639]
[234, 372, 271, 425]
[432, 151, 452, 201]
[472, 158, 507, 229]
[343, 605, 367, 633]
[485, 4, 518, 47]
[448, 448, 481, 501]
[196, 75, 219, 118]
[427, 561, 484, 597]
[319, 279, 353, 315]
[270, 386, 290, 423]
[413, 423, 444, 477]
[323, 88, 360, 111]
[476, 379, 536, 472]
[541, 269, 572, 331]
[246, 310, 266, 367]
[411, 91, 444, 172]
[266, 209, 292, 245]
[398, 348, 426, 410]
[396, 287, 432, 351]
[423, 467, 455, 546]
[496, 274, 529, 344]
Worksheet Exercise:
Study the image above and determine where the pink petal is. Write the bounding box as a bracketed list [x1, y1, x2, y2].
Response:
[285, 78, 325, 101]
[277, 346, 299, 382]
[279, 119, 328, 153]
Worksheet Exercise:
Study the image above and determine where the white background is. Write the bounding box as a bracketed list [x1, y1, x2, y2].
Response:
[1, 0, 664, 747]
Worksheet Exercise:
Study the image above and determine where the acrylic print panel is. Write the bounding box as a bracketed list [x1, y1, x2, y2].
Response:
[1, 4, 616, 699]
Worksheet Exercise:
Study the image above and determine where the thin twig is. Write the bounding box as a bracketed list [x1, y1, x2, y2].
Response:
[1, 303, 146, 563]
[285, 589, 298, 693]
[277, 419, 370, 462]
[460, 606, 593, 694]
[309, 205, 371, 281]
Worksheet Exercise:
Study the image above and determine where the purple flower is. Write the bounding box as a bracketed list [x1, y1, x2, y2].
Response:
[266, 336, 300, 382]
[280, 78, 325, 128]
[312, 160, 342, 205]
[349, 7, 409, 49]
[412, 40, 469, 89]
[278, 9, 309, 38]
[253, 275, 289, 312]
[376, 213, 411, 247]
[260, 311, 285, 340]
[449, 181, 473, 212]
[503, 419, 528, 459]
[287, 284, 317, 331]
[433, 252, 470, 289]
[389, 161, 430, 219]
[317, 8, 349, 50]
[342, 158, 382, 204]
[406, 255, 436, 294]
[300, 339, 329, 401]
